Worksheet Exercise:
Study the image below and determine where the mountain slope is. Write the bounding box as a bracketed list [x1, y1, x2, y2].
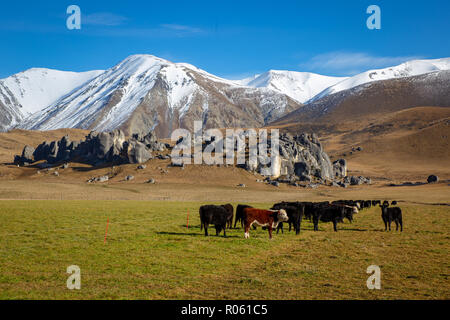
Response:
[311, 58, 450, 102]
[271, 70, 450, 129]
[236, 70, 346, 103]
[0, 68, 103, 131]
[20, 55, 301, 137]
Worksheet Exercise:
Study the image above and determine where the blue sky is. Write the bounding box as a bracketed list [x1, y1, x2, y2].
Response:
[0, 0, 449, 78]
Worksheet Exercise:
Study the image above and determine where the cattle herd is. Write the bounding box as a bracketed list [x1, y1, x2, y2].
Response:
[199, 200, 403, 239]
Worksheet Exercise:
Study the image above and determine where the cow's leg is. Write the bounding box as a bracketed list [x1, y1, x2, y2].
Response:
[298, 216, 302, 234]
[244, 222, 251, 239]
[204, 223, 209, 236]
[277, 223, 283, 234]
[399, 217, 403, 232]
[223, 225, 227, 238]
[333, 220, 338, 232]
[296, 220, 300, 235]
[268, 225, 273, 239]
[395, 220, 399, 231]
[388, 218, 392, 231]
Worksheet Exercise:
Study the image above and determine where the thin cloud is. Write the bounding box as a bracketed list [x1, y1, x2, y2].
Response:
[160, 24, 204, 34]
[300, 52, 423, 75]
[89, 24, 207, 38]
[83, 13, 128, 26]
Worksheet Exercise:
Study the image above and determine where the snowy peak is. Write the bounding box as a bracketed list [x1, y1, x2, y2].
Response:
[0, 68, 103, 116]
[312, 57, 450, 101]
[237, 70, 347, 103]
[18, 54, 301, 136]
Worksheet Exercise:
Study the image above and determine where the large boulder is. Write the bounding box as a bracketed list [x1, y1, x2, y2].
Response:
[33, 141, 52, 162]
[21, 145, 35, 163]
[427, 175, 439, 183]
[333, 159, 347, 179]
[126, 140, 153, 164]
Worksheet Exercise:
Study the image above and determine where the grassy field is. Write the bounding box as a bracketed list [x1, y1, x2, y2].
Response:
[0, 200, 448, 300]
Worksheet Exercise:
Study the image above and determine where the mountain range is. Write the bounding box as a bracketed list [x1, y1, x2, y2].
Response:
[1, 55, 449, 137]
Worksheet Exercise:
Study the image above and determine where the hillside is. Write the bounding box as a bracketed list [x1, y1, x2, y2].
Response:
[273, 70, 450, 127]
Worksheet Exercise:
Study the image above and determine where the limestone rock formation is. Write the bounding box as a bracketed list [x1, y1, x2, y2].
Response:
[14, 130, 165, 166]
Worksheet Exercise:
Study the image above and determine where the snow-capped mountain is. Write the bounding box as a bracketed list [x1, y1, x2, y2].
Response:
[0, 68, 103, 130]
[19, 55, 301, 137]
[273, 70, 450, 127]
[311, 58, 450, 102]
[236, 70, 347, 103]
[2, 55, 450, 135]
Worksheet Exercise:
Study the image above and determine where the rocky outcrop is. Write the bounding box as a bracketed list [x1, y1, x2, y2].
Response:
[14, 130, 166, 166]
[276, 133, 334, 182]
[333, 159, 347, 179]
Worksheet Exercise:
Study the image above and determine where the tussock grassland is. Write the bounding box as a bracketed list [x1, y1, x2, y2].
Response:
[0, 200, 448, 300]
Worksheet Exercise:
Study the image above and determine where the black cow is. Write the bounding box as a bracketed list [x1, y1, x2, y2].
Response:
[391, 201, 398, 206]
[234, 204, 253, 228]
[271, 202, 304, 235]
[312, 204, 357, 232]
[221, 204, 234, 229]
[380, 203, 403, 232]
[332, 200, 360, 211]
[300, 202, 315, 221]
[199, 205, 229, 237]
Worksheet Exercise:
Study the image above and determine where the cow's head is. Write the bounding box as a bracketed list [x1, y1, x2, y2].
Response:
[351, 206, 359, 215]
[277, 209, 289, 222]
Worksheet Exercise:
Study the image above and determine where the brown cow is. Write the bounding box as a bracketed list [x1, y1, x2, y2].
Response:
[243, 208, 288, 239]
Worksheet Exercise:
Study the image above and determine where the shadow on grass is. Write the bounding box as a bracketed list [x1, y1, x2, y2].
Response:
[157, 231, 241, 238]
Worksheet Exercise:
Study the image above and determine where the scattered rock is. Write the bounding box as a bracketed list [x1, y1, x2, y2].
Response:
[36, 162, 53, 169]
[53, 171, 59, 177]
[331, 182, 340, 187]
[427, 175, 439, 184]
[137, 164, 147, 170]
[147, 178, 156, 184]
[272, 181, 280, 187]
[88, 175, 109, 183]
[237, 184, 246, 188]
[62, 163, 69, 169]
[170, 162, 184, 168]
[125, 175, 135, 181]
[345, 175, 372, 186]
